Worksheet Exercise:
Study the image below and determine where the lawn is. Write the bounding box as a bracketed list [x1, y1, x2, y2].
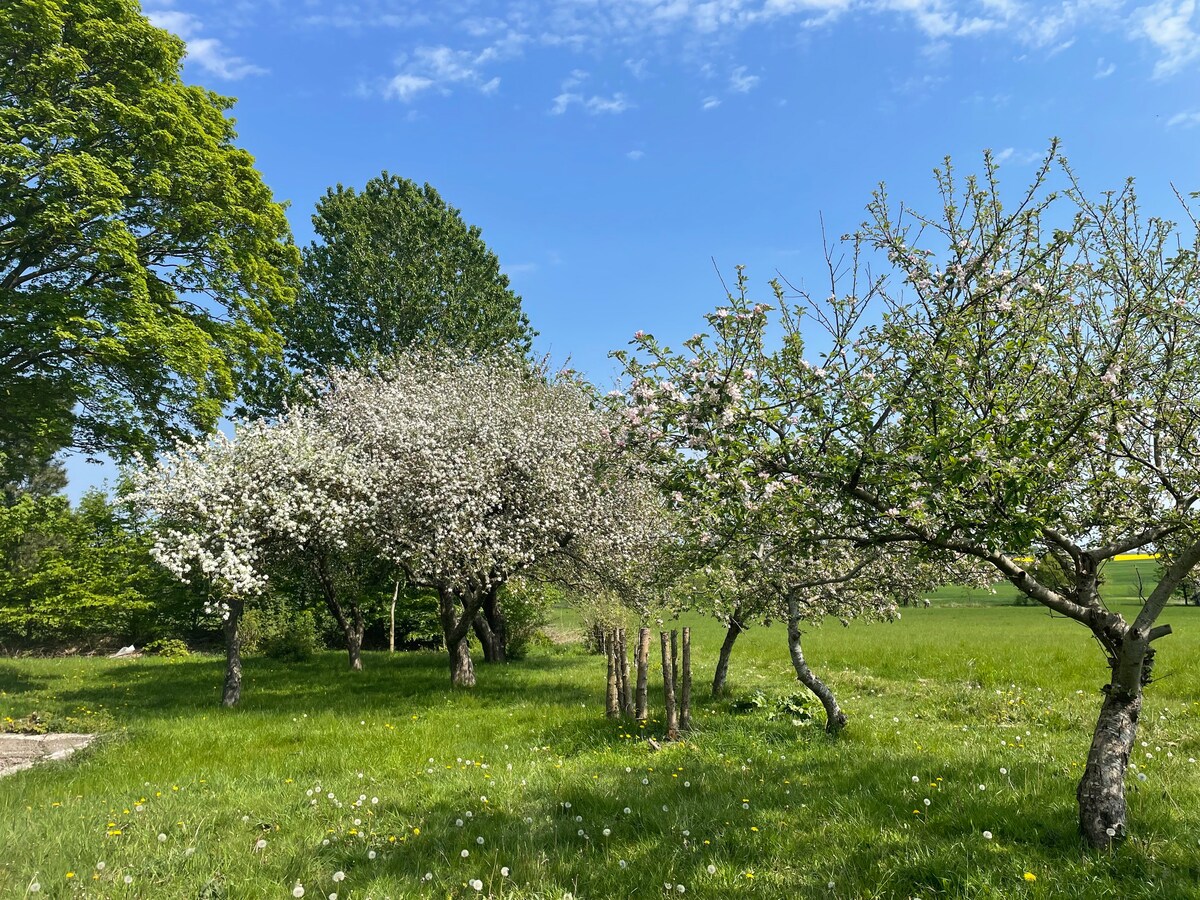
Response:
[1, 604, 1198, 898]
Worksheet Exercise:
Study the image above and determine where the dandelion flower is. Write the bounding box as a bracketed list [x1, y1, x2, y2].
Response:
[124, 876, 133, 885]
[1023, 872, 1037, 882]
[469, 878, 483, 891]
[368, 850, 377, 860]
[292, 884, 305, 898]
[461, 850, 470, 858]
[501, 867, 510, 877]
[332, 871, 345, 883]
[911, 776, 919, 783]
[254, 839, 267, 851]
[707, 865, 716, 875]
[983, 831, 993, 840]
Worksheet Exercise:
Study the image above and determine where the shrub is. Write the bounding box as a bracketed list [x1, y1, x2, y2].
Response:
[262, 610, 320, 662]
[143, 638, 190, 658]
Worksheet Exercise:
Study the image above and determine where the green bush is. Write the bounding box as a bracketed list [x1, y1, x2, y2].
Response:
[143, 638, 190, 658]
[262, 610, 320, 662]
[499, 580, 554, 660]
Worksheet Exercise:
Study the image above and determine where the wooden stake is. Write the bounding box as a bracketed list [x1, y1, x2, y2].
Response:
[605, 630, 619, 718]
[680, 626, 692, 732]
[661, 630, 679, 740]
[635, 627, 650, 721]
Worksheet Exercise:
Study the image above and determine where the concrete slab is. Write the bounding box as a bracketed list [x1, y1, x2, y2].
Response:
[0, 733, 96, 778]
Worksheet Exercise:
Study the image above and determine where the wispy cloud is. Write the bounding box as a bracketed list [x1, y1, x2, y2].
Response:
[550, 70, 632, 114]
[1167, 109, 1200, 127]
[1134, 0, 1200, 78]
[729, 65, 760, 92]
[146, 9, 266, 79]
[1094, 56, 1117, 77]
[626, 149, 646, 160]
[382, 32, 526, 101]
[702, 95, 722, 110]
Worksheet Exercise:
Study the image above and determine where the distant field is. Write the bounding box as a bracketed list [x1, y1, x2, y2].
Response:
[1, 605, 1198, 898]
[929, 557, 1172, 606]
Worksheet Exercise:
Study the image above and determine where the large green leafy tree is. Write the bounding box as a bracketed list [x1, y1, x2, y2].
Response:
[258, 173, 533, 406]
[0, 0, 299, 469]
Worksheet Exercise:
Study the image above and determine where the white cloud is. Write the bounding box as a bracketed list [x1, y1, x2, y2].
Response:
[146, 9, 266, 80]
[551, 91, 632, 115]
[702, 95, 722, 109]
[383, 32, 526, 102]
[1094, 56, 1116, 77]
[1167, 109, 1200, 126]
[626, 149, 646, 160]
[385, 73, 435, 101]
[1134, 0, 1200, 77]
[729, 65, 760, 92]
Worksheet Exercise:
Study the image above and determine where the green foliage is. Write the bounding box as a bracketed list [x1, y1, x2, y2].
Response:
[499, 579, 554, 660]
[262, 610, 320, 662]
[0, 0, 299, 467]
[258, 172, 533, 408]
[143, 637, 190, 658]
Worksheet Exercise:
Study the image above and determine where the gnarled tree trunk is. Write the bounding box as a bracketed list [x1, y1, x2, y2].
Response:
[316, 556, 364, 670]
[221, 597, 245, 708]
[787, 597, 846, 735]
[1076, 631, 1151, 847]
[711, 607, 745, 697]
[472, 587, 507, 663]
[439, 587, 484, 687]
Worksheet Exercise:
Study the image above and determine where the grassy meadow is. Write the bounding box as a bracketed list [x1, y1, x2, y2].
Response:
[1, 589, 1199, 898]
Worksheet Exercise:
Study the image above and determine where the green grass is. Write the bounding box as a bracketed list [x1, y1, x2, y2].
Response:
[1, 606, 1199, 899]
[929, 558, 1172, 606]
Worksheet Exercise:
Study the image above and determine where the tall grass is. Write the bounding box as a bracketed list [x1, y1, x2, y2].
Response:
[1, 604, 1198, 898]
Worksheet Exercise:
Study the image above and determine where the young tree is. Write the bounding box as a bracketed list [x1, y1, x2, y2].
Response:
[1, 0, 299, 468]
[318, 352, 659, 687]
[254, 174, 534, 409]
[626, 147, 1200, 846]
[128, 412, 374, 704]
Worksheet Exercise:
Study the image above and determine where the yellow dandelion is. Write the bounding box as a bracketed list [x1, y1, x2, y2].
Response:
[1023, 872, 1037, 882]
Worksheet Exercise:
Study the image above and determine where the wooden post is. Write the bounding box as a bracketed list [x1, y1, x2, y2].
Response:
[389, 580, 401, 653]
[635, 627, 650, 722]
[605, 630, 619, 718]
[680, 627, 692, 732]
[661, 631, 678, 740]
[618, 628, 634, 717]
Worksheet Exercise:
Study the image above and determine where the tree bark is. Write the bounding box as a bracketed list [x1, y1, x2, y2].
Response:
[680, 627, 692, 732]
[618, 628, 634, 717]
[389, 580, 400, 653]
[661, 631, 679, 740]
[315, 556, 363, 670]
[605, 631, 620, 718]
[711, 608, 744, 697]
[1076, 635, 1149, 847]
[221, 597, 245, 708]
[471, 587, 507, 663]
[438, 587, 483, 687]
[635, 627, 650, 722]
[787, 597, 846, 735]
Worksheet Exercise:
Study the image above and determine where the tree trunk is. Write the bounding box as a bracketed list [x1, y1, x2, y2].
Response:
[315, 556, 363, 670]
[661, 631, 678, 740]
[787, 598, 846, 735]
[618, 628, 634, 717]
[389, 580, 400, 653]
[438, 587, 483, 688]
[635, 627, 650, 721]
[605, 631, 620, 718]
[448, 633, 476, 687]
[482, 587, 507, 662]
[346, 606, 365, 672]
[221, 598, 245, 708]
[680, 627, 692, 732]
[712, 610, 744, 697]
[471, 587, 507, 663]
[1076, 637, 1149, 847]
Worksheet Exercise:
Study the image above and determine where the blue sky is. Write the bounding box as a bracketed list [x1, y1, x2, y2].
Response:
[66, 0, 1200, 496]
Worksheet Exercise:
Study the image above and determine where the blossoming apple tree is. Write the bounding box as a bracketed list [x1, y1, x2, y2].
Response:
[318, 352, 667, 687]
[623, 144, 1200, 847]
[128, 411, 375, 705]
